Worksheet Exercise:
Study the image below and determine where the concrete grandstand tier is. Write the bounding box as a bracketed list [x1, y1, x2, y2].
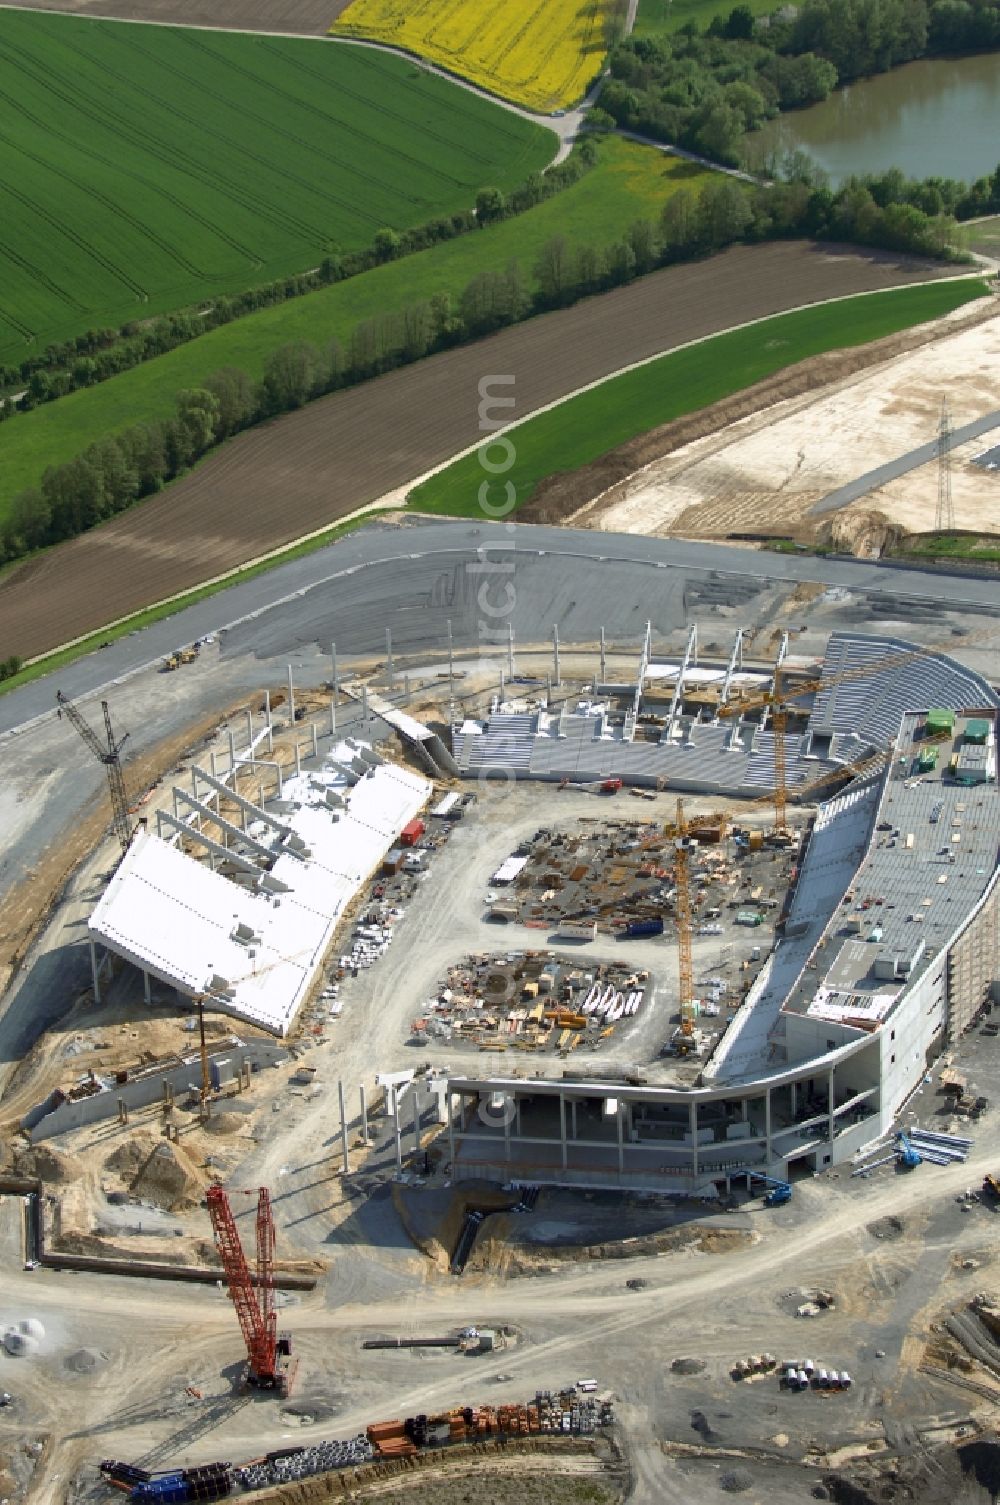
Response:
[452, 631, 999, 796]
[452, 704, 836, 795]
[89, 742, 430, 1035]
[808, 632, 997, 751]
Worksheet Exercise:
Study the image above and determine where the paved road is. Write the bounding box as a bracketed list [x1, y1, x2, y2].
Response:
[4, 520, 1000, 740]
[3, 517, 997, 920]
[811, 407, 1000, 514]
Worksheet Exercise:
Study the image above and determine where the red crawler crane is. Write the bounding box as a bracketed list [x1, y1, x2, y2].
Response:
[207, 1184, 294, 1393]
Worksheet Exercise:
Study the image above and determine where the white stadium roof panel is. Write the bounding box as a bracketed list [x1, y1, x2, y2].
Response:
[89, 745, 430, 1036]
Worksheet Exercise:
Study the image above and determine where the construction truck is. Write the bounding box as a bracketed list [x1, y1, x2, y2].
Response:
[161, 654, 180, 672]
[749, 1172, 792, 1208]
[982, 1175, 1000, 1200]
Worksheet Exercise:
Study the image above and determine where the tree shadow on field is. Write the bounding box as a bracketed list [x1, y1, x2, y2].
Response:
[664, 159, 710, 182]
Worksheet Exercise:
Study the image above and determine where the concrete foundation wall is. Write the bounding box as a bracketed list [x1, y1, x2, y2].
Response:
[27, 1041, 286, 1141]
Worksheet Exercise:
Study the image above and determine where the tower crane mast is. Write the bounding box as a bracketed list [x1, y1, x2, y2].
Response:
[672, 800, 696, 1038]
[55, 691, 132, 854]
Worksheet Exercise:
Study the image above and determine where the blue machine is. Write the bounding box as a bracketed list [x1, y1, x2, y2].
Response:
[749, 1173, 792, 1207]
[896, 1132, 922, 1169]
[132, 1476, 188, 1504]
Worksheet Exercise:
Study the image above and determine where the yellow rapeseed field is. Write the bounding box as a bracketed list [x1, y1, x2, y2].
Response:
[331, 0, 619, 113]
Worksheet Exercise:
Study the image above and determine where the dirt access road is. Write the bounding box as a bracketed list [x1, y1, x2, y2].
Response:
[0, 243, 957, 661]
[11, 1131, 1000, 1502]
[0, 0, 348, 34]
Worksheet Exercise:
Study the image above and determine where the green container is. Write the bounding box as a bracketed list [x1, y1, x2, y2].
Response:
[926, 708, 956, 736]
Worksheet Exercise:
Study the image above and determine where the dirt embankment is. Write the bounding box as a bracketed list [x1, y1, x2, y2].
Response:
[0, 698, 249, 1003]
[222, 1437, 624, 1505]
[0, 243, 958, 660]
[531, 294, 998, 537]
[392, 1183, 518, 1271]
[469, 1219, 757, 1277]
[822, 1435, 1000, 1505]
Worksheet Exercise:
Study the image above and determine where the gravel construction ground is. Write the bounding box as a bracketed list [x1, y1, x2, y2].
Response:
[0, 528, 998, 1498]
[574, 302, 1000, 547]
[0, 243, 960, 661]
[7, 757, 1000, 1501]
[0, 0, 347, 34]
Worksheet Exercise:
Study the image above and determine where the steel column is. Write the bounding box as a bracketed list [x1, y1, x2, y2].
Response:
[338, 1080, 349, 1174]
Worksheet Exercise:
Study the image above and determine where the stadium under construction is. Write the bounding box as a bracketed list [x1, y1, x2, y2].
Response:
[78, 626, 999, 1195]
[443, 632, 1000, 1194]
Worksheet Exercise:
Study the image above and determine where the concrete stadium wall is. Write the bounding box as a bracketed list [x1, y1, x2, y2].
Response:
[948, 870, 1000, 1042]
[27, 1041, 287, 1142]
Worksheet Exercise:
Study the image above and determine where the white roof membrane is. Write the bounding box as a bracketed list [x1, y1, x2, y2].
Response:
[89, 745, 430, 1035]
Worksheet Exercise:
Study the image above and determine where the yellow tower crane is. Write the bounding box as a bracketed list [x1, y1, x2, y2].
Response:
[671, 799, 696, 1040]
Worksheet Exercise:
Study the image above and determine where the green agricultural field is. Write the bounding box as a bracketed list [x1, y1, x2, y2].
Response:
[409, 280, 988, 516]
[0, 136, 713, 516]
[0, 9, 553, 361]
[635, 0, 777, 36]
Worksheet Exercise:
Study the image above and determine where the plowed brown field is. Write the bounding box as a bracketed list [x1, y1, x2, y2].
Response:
[0, 243, 958, 659]
[0, 0, 345, 33]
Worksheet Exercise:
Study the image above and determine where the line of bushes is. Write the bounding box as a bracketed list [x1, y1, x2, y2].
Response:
[0, 149, 595, 414]
[0, 161, 983, 590]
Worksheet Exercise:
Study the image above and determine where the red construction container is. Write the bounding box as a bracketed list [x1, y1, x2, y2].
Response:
[376, 1438, 417, 1458]
[400, 818, 425, 847]
[367, 1420, 405, 1442]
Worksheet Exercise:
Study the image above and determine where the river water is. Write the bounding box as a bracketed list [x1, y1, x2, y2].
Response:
[751, 53, 1000, 183]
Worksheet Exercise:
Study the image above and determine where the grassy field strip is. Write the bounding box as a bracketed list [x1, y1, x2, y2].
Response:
[634, 0, 776, 35]
[0, 8, 552, 359]
[409, 277, 989, 515]
[331, 0, 617, 111]
[0, 137, 707, 515]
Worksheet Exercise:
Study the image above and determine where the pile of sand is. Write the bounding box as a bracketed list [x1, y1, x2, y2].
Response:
[15, 1143, 83, 1185]
[106, 1132, 208, 1212]
[105, 1132, 155, 1180]
[202, 1111, 248, 1136]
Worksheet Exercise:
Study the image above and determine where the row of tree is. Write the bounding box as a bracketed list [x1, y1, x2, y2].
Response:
[602, 0, 1000, 164]
[3, 154, 987, 580]
[0, 147, 597, 412]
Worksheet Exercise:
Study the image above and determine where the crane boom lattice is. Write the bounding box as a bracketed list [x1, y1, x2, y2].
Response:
[255, 1187, 277, 1361]
[206, 1184, 277, 1387]
[56, 691, 132, 854]
[673, 800, 695, 1034]
[772, 666, 788, 835]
